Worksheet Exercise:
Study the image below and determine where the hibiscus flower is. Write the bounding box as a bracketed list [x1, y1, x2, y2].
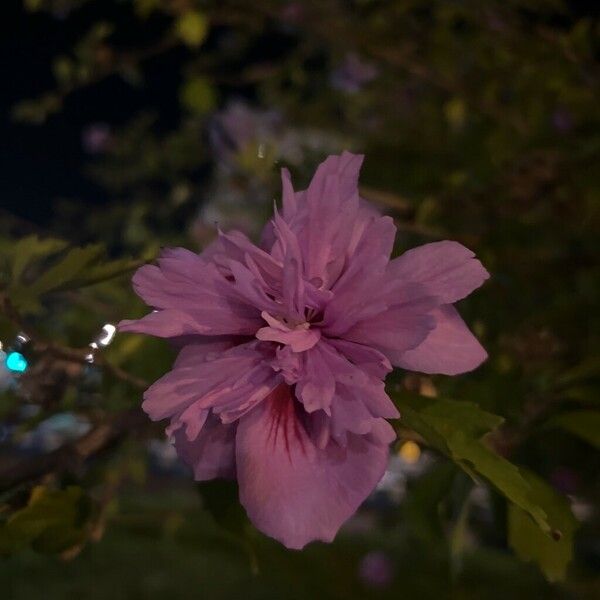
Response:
[120, 152, 489, 549]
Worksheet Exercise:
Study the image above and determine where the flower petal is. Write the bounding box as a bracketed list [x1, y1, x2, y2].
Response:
[327, 339, 392, 379]
[127, 254, 264, 336]
[300, 152, 366, 286]
[141, 342, 270, 421]
[396, 305, 487, 375]
[295, 345, 336, 413]
[387, 241, 489, 304]
[216, 230, 282, 284]
[173, 414, 236, 480]
[118, 309, 211, 338]
[340, 290, 437, 364]
[236, 384, 391, 549]
[173, 339, 238, 368]
[323, 215, 397, 335]
[281, 167, 298, 220]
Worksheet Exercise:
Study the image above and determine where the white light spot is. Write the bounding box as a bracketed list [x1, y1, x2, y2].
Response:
[16, 333, 30, 344]
[97, 324, 116, 347]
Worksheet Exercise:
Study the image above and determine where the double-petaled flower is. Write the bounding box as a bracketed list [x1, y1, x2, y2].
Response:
[120, 152, 489, 549]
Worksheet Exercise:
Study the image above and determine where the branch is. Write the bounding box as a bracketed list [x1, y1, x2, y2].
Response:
[0, 292, 148, 390]
[0, 408, 148, 491]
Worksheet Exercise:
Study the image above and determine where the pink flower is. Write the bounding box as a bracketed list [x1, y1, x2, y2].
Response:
[120, 152, 489, 549]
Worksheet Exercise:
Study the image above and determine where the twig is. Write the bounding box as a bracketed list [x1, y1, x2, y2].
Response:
[0, 292, 148, 390]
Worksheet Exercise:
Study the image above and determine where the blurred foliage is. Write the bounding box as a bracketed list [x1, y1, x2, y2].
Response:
[0, 486, 93, 557]
[1, 0, 599, 598]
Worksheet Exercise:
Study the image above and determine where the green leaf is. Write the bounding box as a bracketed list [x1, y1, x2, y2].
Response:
[546, 410, 600, 449]
[392, 392, 550, 533]
[175, 11, 208, 48]
[10, 235, 68, 282]
[8, 486, 83, 537]
[556, 356, 600, 387]
[29, 244, 105, 294]
[508, 469, 578, 582]
[7, 241, 142, 313]
[393, 395, 452, 455]
[0, 486, 91, 556]
[419, 396, 505, 438]
[448, 432, 549, 532]
[60, 257, 144, 291]
[394, 394, 504, 454]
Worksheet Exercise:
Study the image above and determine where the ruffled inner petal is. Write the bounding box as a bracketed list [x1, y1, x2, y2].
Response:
[173, 414, 236, 481]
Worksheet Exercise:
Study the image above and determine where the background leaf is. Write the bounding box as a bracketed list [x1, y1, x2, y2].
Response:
[0, 486, 92, 556]
[545, 410, 600, 449]
[9, 235, 68, 283]
[392, 392, 550, 533]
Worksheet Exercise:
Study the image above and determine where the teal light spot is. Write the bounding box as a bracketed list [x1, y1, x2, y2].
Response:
[6, 352, 28, 373]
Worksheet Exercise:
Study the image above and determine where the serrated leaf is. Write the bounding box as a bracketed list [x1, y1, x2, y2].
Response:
[7, 241, 142, 313]
[508, 469, 578, 582]
[393, 394, 504, 452]
[10, 235, 68, 282]
[394, 399, 450, 456]
[60, 257, 144, 291]
[31, 244, 105, 294]
[546, 410, 600, 449]
[448, 432, 549, 533]
[391, 392, 550, 534]
[420, 396, 505, 438]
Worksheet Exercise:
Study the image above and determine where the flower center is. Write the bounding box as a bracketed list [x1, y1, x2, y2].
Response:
[255, 311, 321, 352]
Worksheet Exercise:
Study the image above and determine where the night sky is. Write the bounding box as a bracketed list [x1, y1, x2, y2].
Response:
[1, 0, 184, 225]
